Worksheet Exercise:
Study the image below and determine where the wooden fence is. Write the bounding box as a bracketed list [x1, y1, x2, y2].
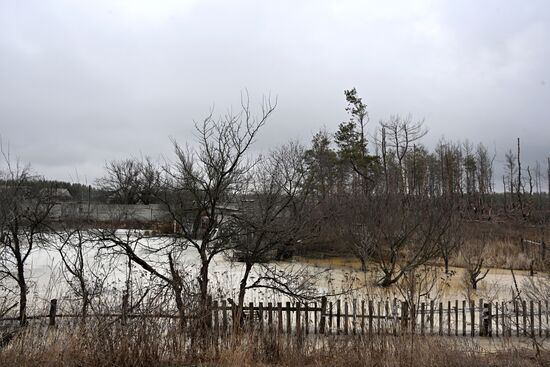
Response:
[3, 297, 550, 339]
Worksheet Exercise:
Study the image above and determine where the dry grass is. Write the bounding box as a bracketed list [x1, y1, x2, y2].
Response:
[1, 321, 548, 367]
[451, 239, 534, 271]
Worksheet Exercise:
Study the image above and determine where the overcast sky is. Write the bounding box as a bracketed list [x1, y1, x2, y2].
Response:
[1, 0, 549, 184]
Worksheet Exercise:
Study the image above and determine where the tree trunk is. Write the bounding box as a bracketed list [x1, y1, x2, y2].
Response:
[236, 262, 253, 331]
[18, 280, 27, 326]
[379, 272, 395, 288]
[359, 257, 367, 273]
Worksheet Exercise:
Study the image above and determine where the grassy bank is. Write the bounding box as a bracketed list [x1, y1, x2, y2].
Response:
[0, 321, 547, 366]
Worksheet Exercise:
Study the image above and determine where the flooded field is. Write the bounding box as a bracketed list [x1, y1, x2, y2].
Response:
[16, 234, 546, 317]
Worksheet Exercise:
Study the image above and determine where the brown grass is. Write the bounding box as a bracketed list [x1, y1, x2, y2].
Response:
[1, 321, 548, 367]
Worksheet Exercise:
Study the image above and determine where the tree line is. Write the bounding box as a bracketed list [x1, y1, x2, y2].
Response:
[1, 91, 549, 338]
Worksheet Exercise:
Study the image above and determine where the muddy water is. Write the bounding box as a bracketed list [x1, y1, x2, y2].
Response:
[295, 256, 541, 302]
[9, 236, 546, 316]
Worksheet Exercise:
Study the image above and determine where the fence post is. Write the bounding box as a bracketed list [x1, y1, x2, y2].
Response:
[438, 302, 443, 336]
[304, 302, 310, 335]
[277, 302, 283, 334]
[401, 301, 409, 332]
[522, 300, 527, 336]
[121, 293, 129, 326]
[248, 302, 254, 331]
[462, 300, 466, 336]
[420, 302, 425, 335]
[470, 300, 475, 337]
[368, 300, 373, 335]
[213, 301, 219, 347]
[344, 301, 349, 335]
[336, 300, 341, 335]
[268, 302, 273, 334]
[207, 295, 213, 330]
[361, 300, 365, 335]
[455, 300, 458, 336]
[430, 300, 434, 335]
[530, 300, 535, 337]
[447, 301, 451, 336]
[48, 299, 58, 327]
[286, 302, 291, 334]
[221, 300, 228, 334]
[296, 302, 301, 336]
[258, 302, 264, 335]
[479, 299, 484, 336]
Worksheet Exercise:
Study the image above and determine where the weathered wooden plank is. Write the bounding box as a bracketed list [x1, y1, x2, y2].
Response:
[521, 300, 527, 336]
[462, 300, 466, 337]
[479, 299, 484, 337]
[221, 300, 228, 334]
[385, 300, 390, 334]
[546, 300, 549, 338]
[277, 302, 283, 334]
[329, 301, 333, 335]
[286, 302, 291, 334]
[430, 300, 434, 335]
[439, 302, 443, 336]
[344, 301, 349, 335]
[495, 302, 499, 337]
[296, 302, 301, 336]
[515, 300, 520, 337]
[538, 300, 542, 338]
[361, 300, 365, 335]
[49, 299, 57, 327]
[377, 301, 381, 335]
[470, 300, 475, 337]
[447, 301, 451, 336]
[392, 299, 397, 336]
[249, 302, 254, 331]
[258, 302, 264, 334]
[313, 302, 318, 334]
[320, 297, 327, 334]
[352, 299, 357, 335]
[213, 300, 220, 347]
[420, 302, 425, 336]
[337, 300, 341, 335]
[368, 300, 373, 335]
[304, 302, 309, 335]
[487, 301, 493, 337]
[530, 300, 535, 337]
[267, 303, 273, 333]
[455, 300, 458, 336]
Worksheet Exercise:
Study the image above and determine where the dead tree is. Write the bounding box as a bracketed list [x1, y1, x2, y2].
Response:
[379, 115, 427, 194]
[96, 157, 161, 205]
[53, 225, 115, 321]
[461, 239, 490, 290]
[93, 218, 190, 329]
[230, 141, 318, 328]
[0, 147, 55, 325]
[159, 94, 276, 317]
[370, 195, 451, 287]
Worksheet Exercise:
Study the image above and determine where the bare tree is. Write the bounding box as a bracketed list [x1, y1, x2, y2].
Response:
[229, 141, 316, 326]
[370, 195, 451, 287]
[379, 115, 427, 194]
[436, 210, 463, 274]
[54, 226, 116, 321]
[461, 239, 490, 290]
[0, 147, 55, 325]
[93, 218, 190, 329]
[337, 192, 375, 273]
[159, 94, 276, 315]
[97, 157, 161, 205]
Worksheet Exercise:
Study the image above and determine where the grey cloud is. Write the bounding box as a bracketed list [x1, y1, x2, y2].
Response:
[0, 0, 548, 184]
